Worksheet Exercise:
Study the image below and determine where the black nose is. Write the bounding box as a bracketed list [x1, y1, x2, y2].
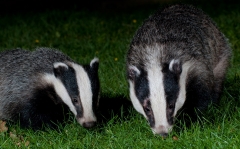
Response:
[159, 133, 168, 138]
[82, 121, 96, 128]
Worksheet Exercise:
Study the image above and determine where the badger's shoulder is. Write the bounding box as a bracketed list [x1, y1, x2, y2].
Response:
[33, 47, 72, 61]
[0, 48, 29, 57]
[0, 48, 31, 66]
[21, 47, 73, 74]
[0, 48, 75, 96]
[32, 47, 72, 65]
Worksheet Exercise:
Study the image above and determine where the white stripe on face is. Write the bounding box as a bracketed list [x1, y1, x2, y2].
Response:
[129, 80, 146, 117]
[174, 61, 192, 116]
[43, 73, 77, 116]
[147, 65, 171, 134]
[71, 63, 97, 124]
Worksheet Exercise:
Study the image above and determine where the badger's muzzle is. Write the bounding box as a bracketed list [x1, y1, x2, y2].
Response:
[77, 117, 97, 128]
[152, 125, 173, 137]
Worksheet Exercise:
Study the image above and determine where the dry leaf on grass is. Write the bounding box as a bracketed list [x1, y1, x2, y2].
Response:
[0, 120, 8, 132]
[16, 142, 21, 147]
[9, 131, 18, 140]
[9, 131, 30, 147]
[172, 135, 179, 141]
[25, 140, 30, 147]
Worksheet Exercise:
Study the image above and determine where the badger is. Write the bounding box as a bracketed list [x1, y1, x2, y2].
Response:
[0, 47, 100, 129]
[126, 4, 231, 137]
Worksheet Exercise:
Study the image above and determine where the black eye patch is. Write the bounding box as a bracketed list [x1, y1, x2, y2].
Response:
[163, 63, 180, 124]
[143, 99, 155, 127]
[83, 63, 100, 115]
[55, 65, 80, 99]
[134, 68, 150, 103]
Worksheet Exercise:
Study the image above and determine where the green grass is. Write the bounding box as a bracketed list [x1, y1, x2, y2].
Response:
[0, 1, 240, 148]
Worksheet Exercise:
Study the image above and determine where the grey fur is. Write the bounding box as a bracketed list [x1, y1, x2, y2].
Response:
[0, 47, 99, 129]
[0, 48, 72, 117]
[128, 5, 231, 77]
[127, 4, 231, 135]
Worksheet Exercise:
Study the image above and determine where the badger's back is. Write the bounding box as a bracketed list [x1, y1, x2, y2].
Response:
[127, 4, 231, 136]
[0, 48, 74, 128]
[128, 4, 230, 68]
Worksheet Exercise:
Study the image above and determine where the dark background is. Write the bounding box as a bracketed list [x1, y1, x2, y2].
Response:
[0, 0, 237, 14]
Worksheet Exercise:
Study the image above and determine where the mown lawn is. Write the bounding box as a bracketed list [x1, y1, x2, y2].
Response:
[0, 0, 240, 148]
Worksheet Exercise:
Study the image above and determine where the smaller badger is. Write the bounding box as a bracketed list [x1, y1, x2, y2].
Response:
[0, 47, 100, 129]
[127, 4, 231, 137]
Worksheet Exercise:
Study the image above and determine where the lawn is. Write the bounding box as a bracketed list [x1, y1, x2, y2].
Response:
[0, 0, 240, 148]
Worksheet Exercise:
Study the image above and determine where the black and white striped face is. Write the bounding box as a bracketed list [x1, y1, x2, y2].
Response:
[128, 59, 190, 136]
[43, 58, 100, 128]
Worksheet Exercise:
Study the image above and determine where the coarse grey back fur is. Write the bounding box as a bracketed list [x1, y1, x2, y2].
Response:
[0, 47, 74, 124]
[127, 4, 231, 103]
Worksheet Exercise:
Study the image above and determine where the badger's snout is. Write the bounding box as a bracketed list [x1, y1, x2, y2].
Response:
[152, 125, 172, 138]
[77, 117, 97, 128]
[82, 121, 97, 128]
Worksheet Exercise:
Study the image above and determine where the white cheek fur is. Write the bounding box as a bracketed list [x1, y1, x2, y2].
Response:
[174, 61, 192, 116]
[129, 80, 146, 118]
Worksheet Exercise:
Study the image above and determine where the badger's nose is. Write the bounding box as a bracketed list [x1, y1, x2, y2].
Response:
[153, 125, 171, 138]
[159, 133, 168, 138]
[82, 121, 96, 128]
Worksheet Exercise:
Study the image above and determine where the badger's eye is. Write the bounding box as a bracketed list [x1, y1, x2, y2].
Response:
[169, 104, 174, 109]
[144, 106, 151, 113]
[72, 98, 78, 103]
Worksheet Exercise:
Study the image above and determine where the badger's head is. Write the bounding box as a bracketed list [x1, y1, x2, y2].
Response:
[43, 58, 100, 128]
[127, 59, 190, 137]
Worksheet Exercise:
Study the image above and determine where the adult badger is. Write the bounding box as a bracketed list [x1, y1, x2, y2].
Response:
[0, 47, 100, 129]
[127, 4, 231, 137]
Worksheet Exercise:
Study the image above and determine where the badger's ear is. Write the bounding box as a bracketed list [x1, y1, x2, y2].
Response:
[50, 92, 63, 105]
[169, 59, 182, 75]
[90, 57, 99, 71]
[127, 65, 140, 81]
[53, 62, 69, 77]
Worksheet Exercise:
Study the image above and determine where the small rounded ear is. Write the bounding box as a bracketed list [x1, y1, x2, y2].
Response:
[53, 62, 68, 77]
[169, 59, 182, 75]
[90, 57, 99, 70]
[51, 94, 62, 105]
[127, 65, 140, 81]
